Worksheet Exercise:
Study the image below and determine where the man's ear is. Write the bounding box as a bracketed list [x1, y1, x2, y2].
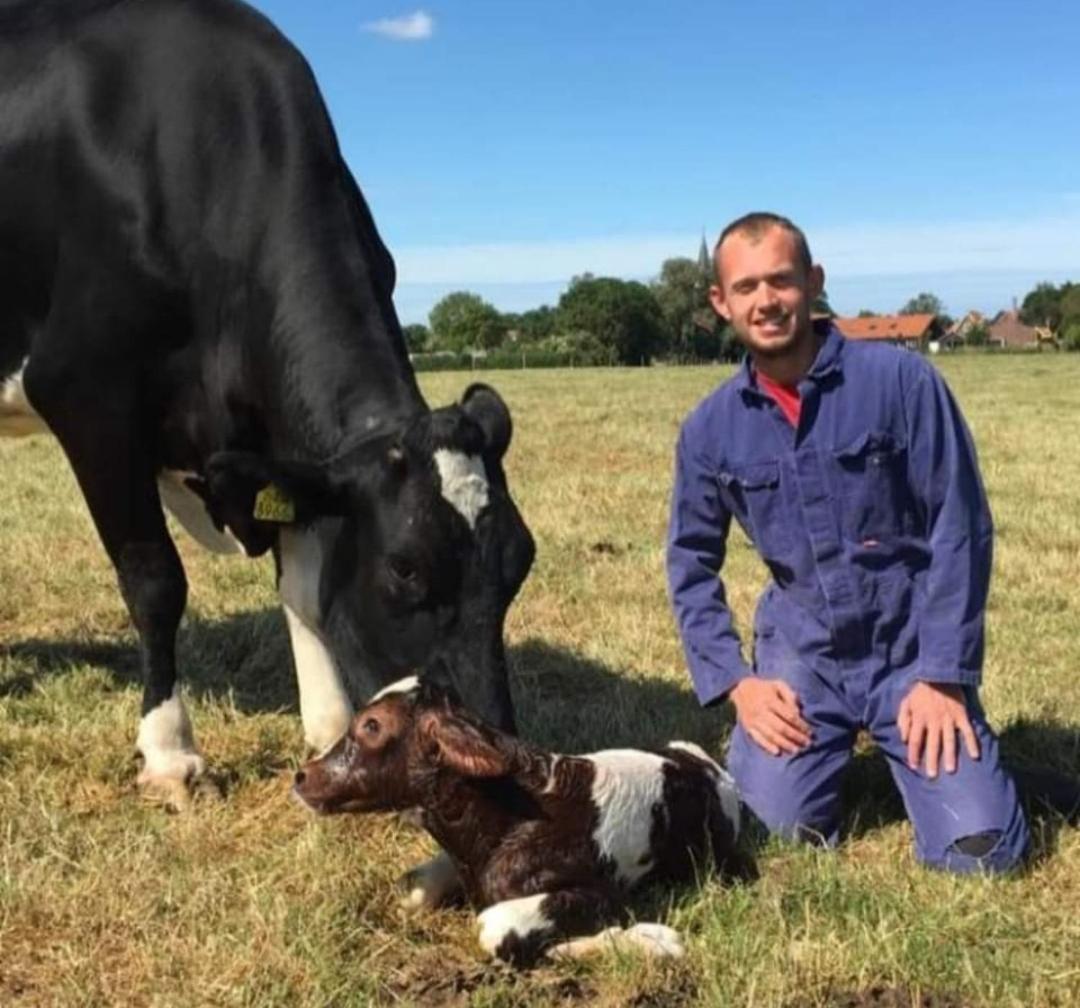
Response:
[205, 451, 353, 525]
[417, 709, 509, 778]
[708, 283, 731, 322]
[461, 383, 512, 461]
[808, 263, 826, 302]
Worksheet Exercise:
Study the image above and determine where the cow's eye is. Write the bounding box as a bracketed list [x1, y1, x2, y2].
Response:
[363, 717, 380, 736]
[387, 555, 418, 583]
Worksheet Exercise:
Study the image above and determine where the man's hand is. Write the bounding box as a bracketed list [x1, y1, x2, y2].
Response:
[897, 681, 980, 778]
[730, 677, 812, 756]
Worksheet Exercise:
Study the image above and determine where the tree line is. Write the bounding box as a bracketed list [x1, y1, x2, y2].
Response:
[403, 259, 1080, 366]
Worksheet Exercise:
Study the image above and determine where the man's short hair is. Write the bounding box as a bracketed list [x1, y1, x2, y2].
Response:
[714, 212, 813, 279]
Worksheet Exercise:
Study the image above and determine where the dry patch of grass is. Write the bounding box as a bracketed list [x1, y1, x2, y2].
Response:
[2, 356, 1079, 1006]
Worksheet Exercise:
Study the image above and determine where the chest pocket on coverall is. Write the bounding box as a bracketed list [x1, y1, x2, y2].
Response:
[832, 431, 913, 541]
[719, 460, 792, 556]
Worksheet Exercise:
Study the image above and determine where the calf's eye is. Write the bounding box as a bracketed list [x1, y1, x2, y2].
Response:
[363, 717, 380, 736]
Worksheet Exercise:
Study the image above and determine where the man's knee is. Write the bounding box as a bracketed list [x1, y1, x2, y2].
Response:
[917, 820, 1030, 875]
[729, 736, 841, 847]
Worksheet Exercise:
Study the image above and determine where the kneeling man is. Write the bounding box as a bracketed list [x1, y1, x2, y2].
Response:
[666, 212, 1028, 872]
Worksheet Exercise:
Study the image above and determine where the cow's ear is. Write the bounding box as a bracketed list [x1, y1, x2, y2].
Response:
[205, 451, 353, 523]
[417, 709, 508, 778]
[461, 383, 512, 460]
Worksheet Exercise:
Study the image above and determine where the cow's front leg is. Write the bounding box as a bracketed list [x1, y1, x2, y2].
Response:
[23, 349, 209, 809]
[278, 529, 353, 754]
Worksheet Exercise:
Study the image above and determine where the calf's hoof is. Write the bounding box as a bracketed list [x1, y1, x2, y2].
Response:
[547, 922, 685, 961]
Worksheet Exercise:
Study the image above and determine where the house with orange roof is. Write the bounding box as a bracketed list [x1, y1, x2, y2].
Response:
[986, 309, 1057, 349]
[833, 313, 941, 350]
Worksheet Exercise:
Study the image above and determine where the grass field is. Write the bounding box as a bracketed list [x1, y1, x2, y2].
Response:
[1, 354, 1078, 1007]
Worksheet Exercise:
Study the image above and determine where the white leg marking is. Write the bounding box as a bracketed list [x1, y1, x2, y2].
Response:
[400, 849, 462, 910]
[588, 750, 668, 886]
[0, 358, 48, 438]
[136, 688, 205, 784]
[433, 449, 489, 529]
[368, 675, 420, 705]
[279, 529, 353, 754]
[477, 894, 552, 956]
[157, 469, 245, 555]
[547, 923, 685, 960]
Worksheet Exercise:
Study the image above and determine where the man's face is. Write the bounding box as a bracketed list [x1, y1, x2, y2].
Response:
[709, 226, 825, 360]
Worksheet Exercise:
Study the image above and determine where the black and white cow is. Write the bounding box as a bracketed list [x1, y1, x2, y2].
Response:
[0, 0, 534, 802]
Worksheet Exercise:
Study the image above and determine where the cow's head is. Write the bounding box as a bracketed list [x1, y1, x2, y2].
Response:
[292, 676, 510, 815]
[206, 383, 534, 731]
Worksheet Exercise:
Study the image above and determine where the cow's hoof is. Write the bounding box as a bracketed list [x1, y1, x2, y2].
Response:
[399, 850, 463, 910]
[137, 751, 221, 812]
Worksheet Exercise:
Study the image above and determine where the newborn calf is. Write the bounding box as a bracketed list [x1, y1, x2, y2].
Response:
[293, 677, 743, 965]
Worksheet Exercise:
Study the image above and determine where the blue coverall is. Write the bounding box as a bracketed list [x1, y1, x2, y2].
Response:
[666, 324, 1028, 872]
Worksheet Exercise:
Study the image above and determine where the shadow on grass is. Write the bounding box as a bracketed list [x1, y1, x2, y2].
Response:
[2, 619, 1077, 861]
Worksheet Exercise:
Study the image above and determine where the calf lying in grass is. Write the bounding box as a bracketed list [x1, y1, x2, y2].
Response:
[293, 676, 744, 965]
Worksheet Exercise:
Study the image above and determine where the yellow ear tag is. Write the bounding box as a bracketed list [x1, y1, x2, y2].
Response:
[253, 484, 296, 523]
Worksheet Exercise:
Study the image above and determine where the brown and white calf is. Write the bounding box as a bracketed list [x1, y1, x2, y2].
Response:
[293, 677, 744, 965]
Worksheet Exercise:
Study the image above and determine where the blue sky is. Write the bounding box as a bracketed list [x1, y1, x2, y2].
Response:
[252, 1, 1080, 324]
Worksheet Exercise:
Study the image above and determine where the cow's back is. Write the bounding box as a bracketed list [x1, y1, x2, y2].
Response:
[1, 0, 408, 461]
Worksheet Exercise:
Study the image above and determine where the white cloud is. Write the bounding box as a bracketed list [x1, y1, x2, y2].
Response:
[362, 10, 434, 41]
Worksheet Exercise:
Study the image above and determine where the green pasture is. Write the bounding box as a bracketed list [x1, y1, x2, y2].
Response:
[1, 355, 1078, 1007]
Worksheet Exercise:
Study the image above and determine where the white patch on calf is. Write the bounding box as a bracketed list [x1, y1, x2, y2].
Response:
[368, 675, 420, 704]
[136, 688, 206, 784]
[587, 749, 668, 886]
[667, 741, 742, 837]
[477, 894, 552, 956]
[279, 529, 353, 755]
[157, 469, 245, 555]
[433, 449, 489, 529]
[0, 358, 48, 438]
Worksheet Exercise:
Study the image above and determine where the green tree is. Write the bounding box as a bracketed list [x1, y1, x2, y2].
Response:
[857, 309, 878, 318]
[899, 292, 945, 316]
[514, 306, 557, 343]
[966, 321, 990, 347]
[556, 277, 667, 365]
[652, 257, 715, 362]
[1062, 322, 1080, 352]
[402, 323, 429, 353]
[1058, 284, 1080, 329]
[1019, 282, 1064, 328]
[428, 292, 506, 353]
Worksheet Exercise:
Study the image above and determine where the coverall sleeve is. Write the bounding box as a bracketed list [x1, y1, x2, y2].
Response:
[904, 366, 994, 685]
[666, 424, 752, 706]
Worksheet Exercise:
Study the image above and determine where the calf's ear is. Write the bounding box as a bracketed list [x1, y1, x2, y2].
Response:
[461, 383, 512, 461]
[205, 451, 354, 524]
[418, 710, 508, 778]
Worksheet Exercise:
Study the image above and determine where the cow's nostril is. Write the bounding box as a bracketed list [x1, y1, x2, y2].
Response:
[294, 770, 306, 787]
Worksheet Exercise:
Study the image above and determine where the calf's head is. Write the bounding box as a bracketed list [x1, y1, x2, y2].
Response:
[292, 678, 512, 815]
[207, 383, 534, 731]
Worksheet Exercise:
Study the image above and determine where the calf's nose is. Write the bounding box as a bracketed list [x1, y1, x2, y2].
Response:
[293, 770, 307, 787]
